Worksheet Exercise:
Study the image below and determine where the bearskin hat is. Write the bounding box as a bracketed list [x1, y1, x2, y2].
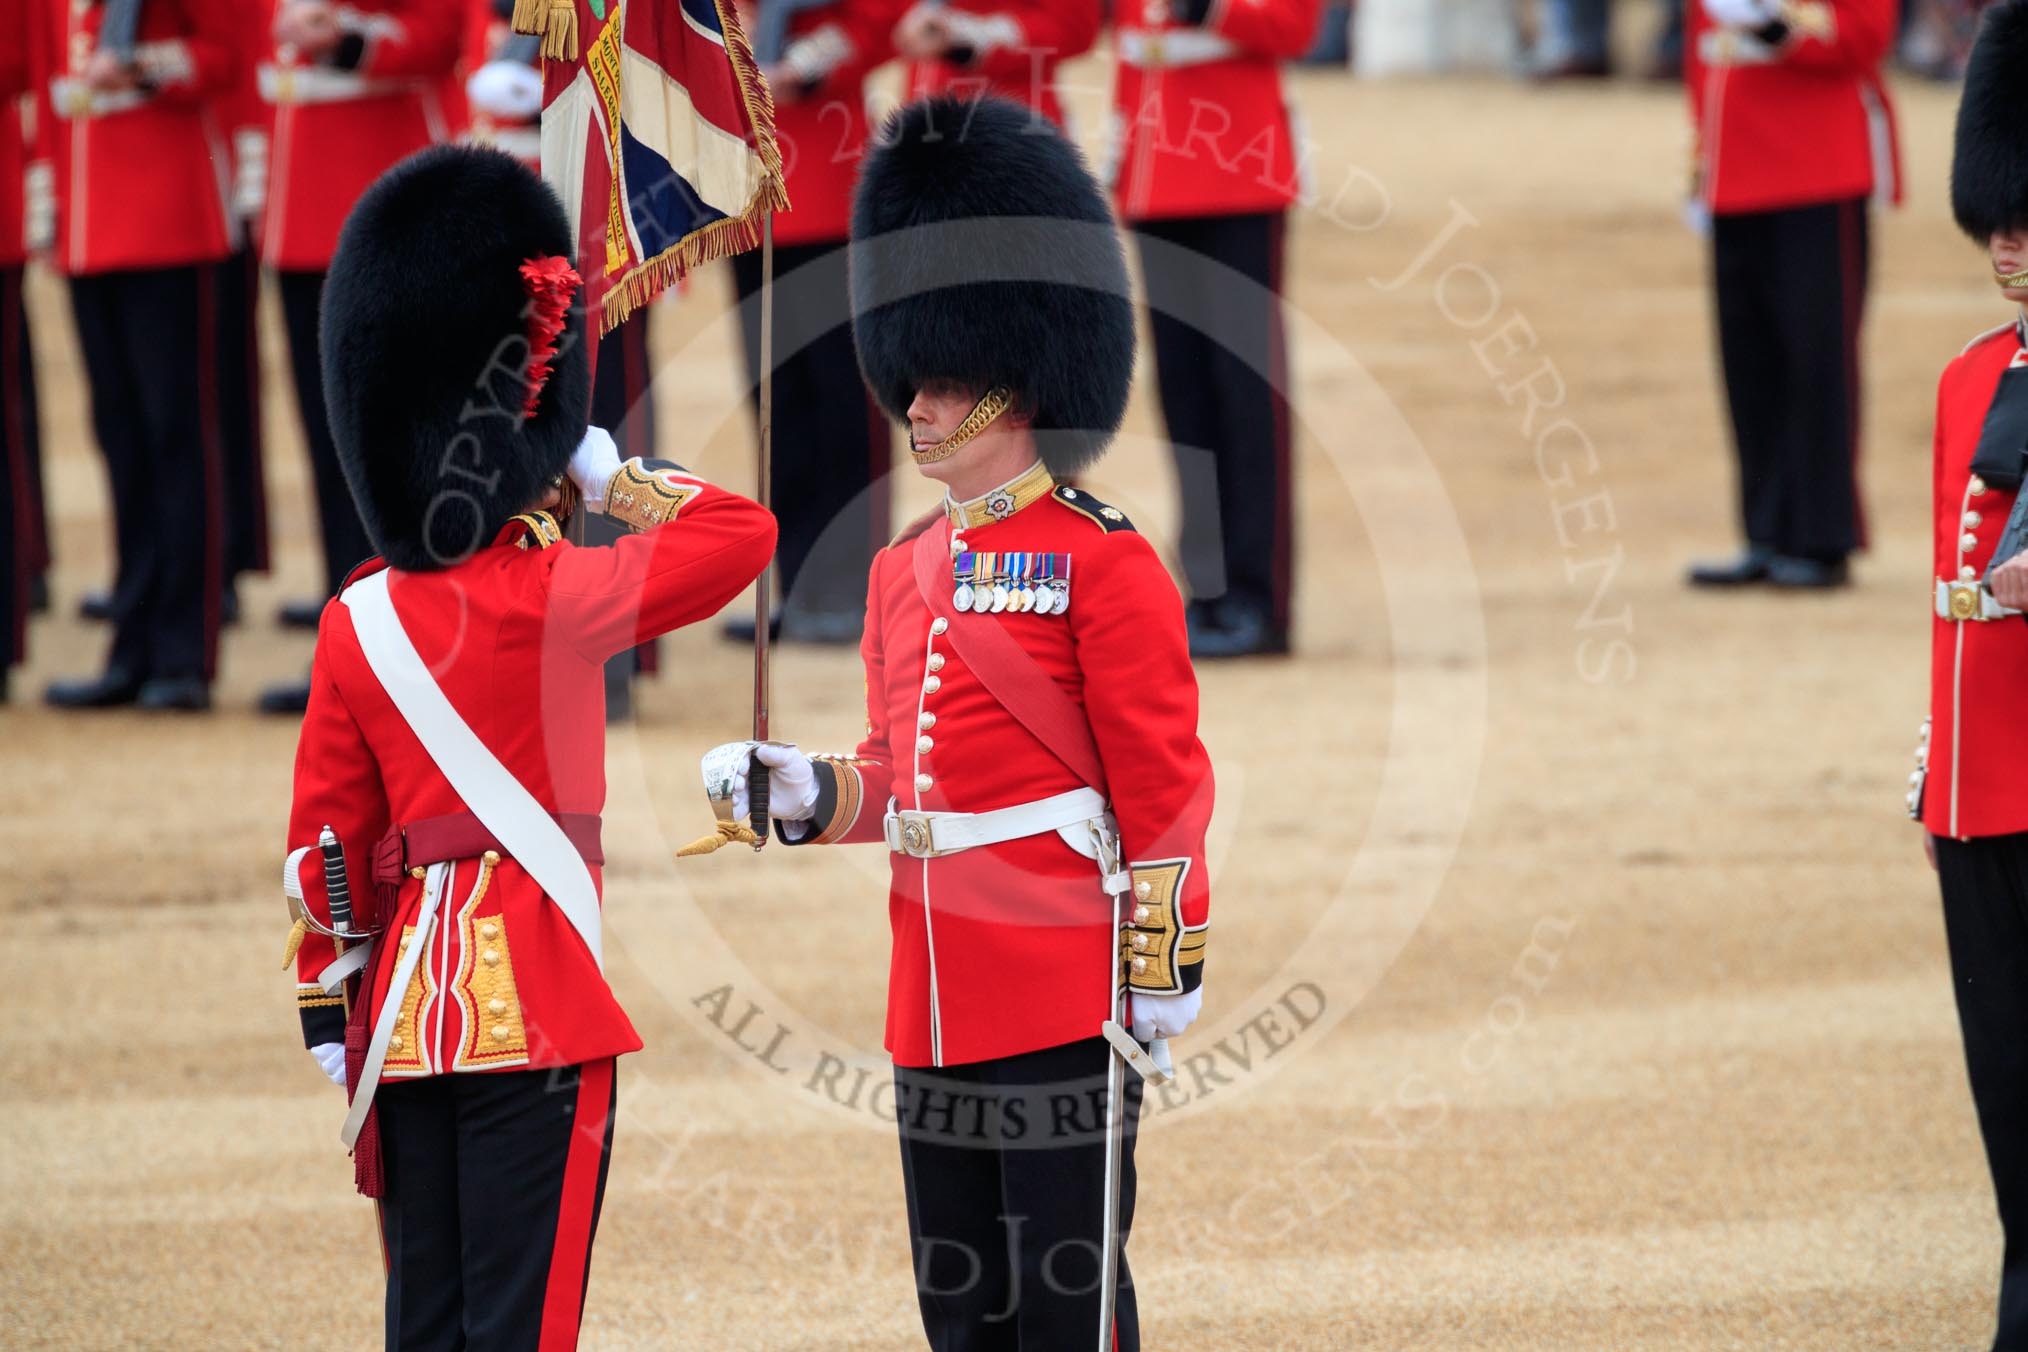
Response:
[1953, 0, 2028, 242]
[850, 95, 1135, 477]
[321, 145, 590, 572]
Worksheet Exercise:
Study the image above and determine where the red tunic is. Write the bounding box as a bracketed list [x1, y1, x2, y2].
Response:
[33, 0, 238, 273]
[1, 3, 30, 267]
[903, 0, 1099, 130]
[1684, 0, 1899, 216]
[1109, 0, 1320, 223]
[791, 473, 1214, 1068]
[287, 479, 778, 1079]
[768, 0, 907, 246]
[1923, 321, 2028, 843]
[260, 0, 466, 271]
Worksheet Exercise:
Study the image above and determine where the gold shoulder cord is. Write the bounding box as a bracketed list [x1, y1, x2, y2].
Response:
[912, 387, 1014, 465]
[604, 461, 700, 533]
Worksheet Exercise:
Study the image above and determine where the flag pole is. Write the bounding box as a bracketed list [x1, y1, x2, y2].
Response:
[752, 211, 774, 747]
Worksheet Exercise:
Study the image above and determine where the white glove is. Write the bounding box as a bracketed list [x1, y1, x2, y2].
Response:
[311, 1041, 347, 1088]
[568, 425, 623, 513]
[730, 742, 820, 823]
[467, 59, 545, 121]
[1131, 987, 1202, 1041]
[24, 161, 54, 255]
[1701, 0, 1782, 27]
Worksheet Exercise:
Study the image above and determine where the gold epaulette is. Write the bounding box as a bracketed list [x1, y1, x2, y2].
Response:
[510, 510, 564, 549]
[604, 460, 701, 533]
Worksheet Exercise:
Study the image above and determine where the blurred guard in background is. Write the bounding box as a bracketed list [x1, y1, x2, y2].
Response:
[256, 0, 465, 712]
[1684, 0, 1899, 590]
[893, 0, 1098, 126]
[723, 0, 905, 643]
[1110, 0, 1321, 656]
[737, 97, 1214, 1351]
[211, 28, 273, 624]
[3, 1, 47, 700]
[1916, 4, 2028, 1344]
[35, 0, 237, 710]
[282, 146, 775, 1348]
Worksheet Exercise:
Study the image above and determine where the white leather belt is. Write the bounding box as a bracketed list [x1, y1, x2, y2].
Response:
[1696, 27, 1780, 66]
[1937, 579, 2022, 623]
[260, 63, 412, 105]
[886, 787, 1114, 862]
[1116, 28, 1239, 68]
[49, 79, 151, 118]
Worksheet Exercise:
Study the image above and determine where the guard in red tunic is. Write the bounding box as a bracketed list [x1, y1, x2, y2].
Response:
[1110, 0, 1318, 657]
[2, 2, 46, 698]
[1683, 0, 1899, 590]
[893, 0, 1098, 127]
[280, 146, 775, 1348]
[1915, 5, 2028, 1343]
[730, 96, 1213, 1351]
[34, 0, 238, 710]
[257, 0, 466, 711]
[719, 0, 906, 643]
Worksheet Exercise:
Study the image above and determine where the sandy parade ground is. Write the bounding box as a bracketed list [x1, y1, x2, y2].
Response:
[0, 44, 2018, 1351]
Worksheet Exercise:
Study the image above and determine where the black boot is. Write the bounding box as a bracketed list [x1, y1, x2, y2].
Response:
[258, 679, 313, 716]
[45, 667, 145, 708]
[1766, 555, 1850, 590]
[276, 598, 325, 630]
[137, 676, 211, 711]
[1685, 545, 1776, 588]
[1188, 596, 1290, 659]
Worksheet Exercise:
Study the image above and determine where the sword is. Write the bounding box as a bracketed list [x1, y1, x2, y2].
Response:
[319, 826, 356, 1017]
[99, 0, 144, 64]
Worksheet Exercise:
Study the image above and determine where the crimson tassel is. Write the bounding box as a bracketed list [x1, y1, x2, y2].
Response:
[343, 1003, 385, 1196]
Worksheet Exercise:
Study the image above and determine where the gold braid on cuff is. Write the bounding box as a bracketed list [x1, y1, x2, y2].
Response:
[603, 460, 701, 532]
[911, 387, 1014, 465]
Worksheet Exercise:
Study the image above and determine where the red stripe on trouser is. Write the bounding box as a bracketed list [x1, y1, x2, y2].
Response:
[538, 1057, 615, 1351]
[1837, 199, 1868, 551]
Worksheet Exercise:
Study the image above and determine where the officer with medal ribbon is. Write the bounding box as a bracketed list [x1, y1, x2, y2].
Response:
[714, 95, 1215, 1351]
[277, 146, 776, 1348]
[1912, 5, 2028, 1345]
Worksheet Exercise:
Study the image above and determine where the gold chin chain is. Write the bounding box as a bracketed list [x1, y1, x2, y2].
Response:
[1996, 266, 2028, 290]
[911, 386, 1014, 465]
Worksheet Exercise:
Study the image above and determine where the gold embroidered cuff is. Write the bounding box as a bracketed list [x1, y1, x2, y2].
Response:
[1120, 858, 1205, 994]
[808, 755, 874, 845]
[1778, 0, 1833, 39]
[603, 460, 701, 532]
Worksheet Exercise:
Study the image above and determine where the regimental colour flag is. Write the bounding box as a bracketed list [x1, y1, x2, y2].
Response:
[515, 0, 788, 334]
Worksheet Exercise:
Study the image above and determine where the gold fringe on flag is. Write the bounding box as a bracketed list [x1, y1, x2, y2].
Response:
[509, 0, 579, 62]
[593, 0, 791, 336]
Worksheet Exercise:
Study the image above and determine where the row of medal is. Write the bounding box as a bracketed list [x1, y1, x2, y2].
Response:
[952, 551, 1073, 615]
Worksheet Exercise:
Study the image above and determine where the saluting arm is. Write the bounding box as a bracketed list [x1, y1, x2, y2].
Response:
[770, 559, 896, 846]
[551, 428, 781, 662]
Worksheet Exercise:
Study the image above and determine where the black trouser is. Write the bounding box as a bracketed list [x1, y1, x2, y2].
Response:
[279, 268, 374, 597]
[2, 263, 42, 671]
[1937, 831, 2028, 1351]
[68, 264, 223, 681]
[1710, 197, 1869, 562]
[731, 239, 889, 624]
[215, 246, 268, 580]
[895, 1037, 1142, 1351]
[1134, 210, 1295, 633]
[376, 1059, 618, 1352]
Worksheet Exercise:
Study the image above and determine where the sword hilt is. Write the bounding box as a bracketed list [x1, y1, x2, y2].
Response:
[747, 749, 771, 849]
[319, 826, 353, 936]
